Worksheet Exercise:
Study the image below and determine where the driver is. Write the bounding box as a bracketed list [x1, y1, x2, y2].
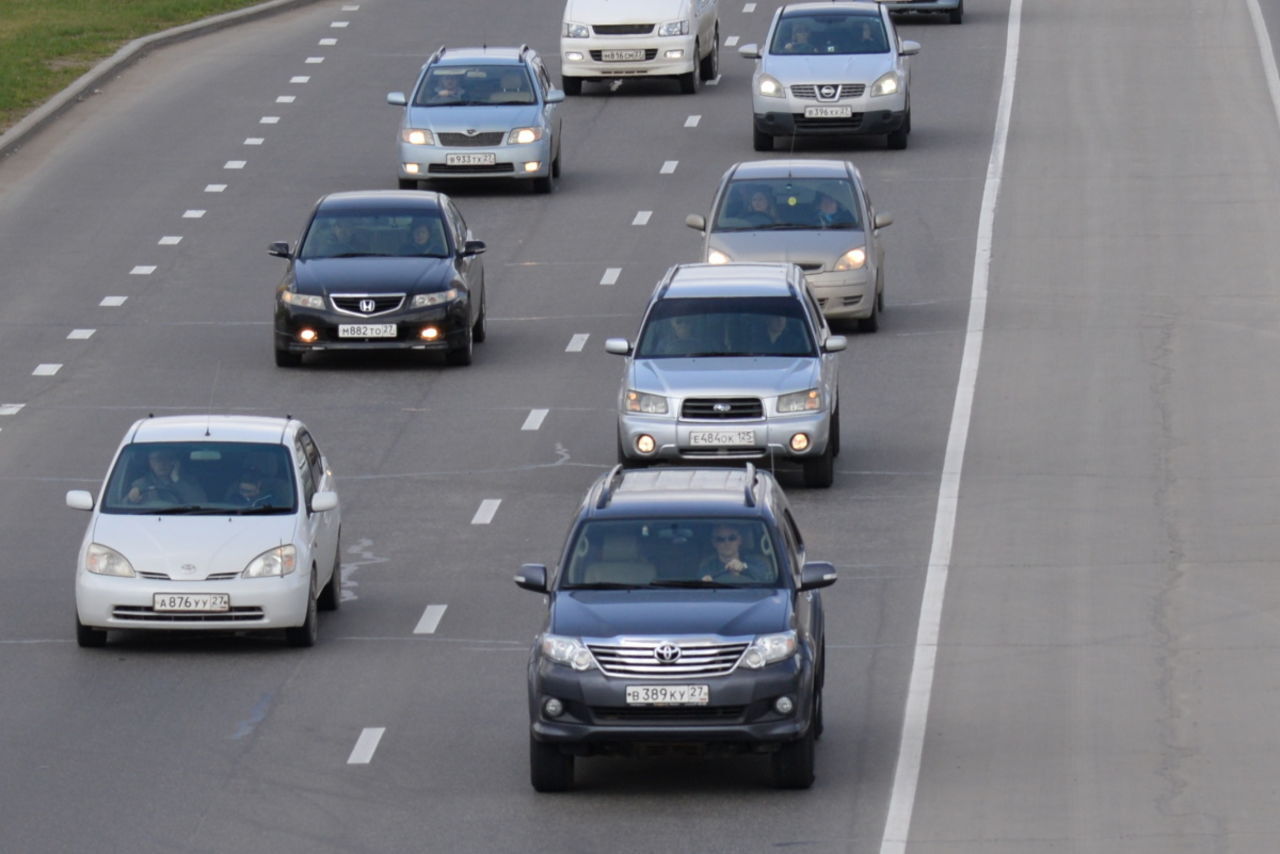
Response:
[126, 449, 206, 504]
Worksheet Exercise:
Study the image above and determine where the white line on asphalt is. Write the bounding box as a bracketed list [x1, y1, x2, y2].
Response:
[305, 56, 325, 64]
[521, 409, 549, 431]
[342, 4, 360, 9]
[661, 160, 678, 174]
[743, 2, 756, 12]
[347, 727, 385, 765]
[67, 330, 95, 340]
[330, 21, 349, 28]
[878, 2, 1022, 853]
[600, 267, 621, 286]
[684, 115, 701, 128]
[205, 184, 226, 193]
[0, 404, 25, 416]
[632, 210, 652, 225]
[244, 137, 264, 145]
[706, 76, 720, 87]
[158, 236, 182, 245]
[276, 95, 296, 103]
[1247, 0, 1280, 137]
[182, 210, 205, 219]
[260, 116, 280, 124]
[224, 160, 246, 169]
[33, 364, 62, 376]
[319, 37, 338, 45]
[130, 265, 155, 275]
[290, 76, 309, 84]
[413, 605, 448, 634]
[471, 499, 502, 525]
[99, 296, 127, 307]
[566, 333, 590, 352]
[725, 35, 740, 47]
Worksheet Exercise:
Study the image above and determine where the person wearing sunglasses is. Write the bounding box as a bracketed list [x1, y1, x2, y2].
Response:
[700, 524, 771, 583]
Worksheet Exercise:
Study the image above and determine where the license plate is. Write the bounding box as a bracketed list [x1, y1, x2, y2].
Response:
[601, 49, 646, 62]
[338, 323, 396, 338]
[689, 430, 756, 447]
[153, 593, 230, 612]
[804, 105, 853, 118]
[626, 684, 710, 706]
[444, 152, 497, 166]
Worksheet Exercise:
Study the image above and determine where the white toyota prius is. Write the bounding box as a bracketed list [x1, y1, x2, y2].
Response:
[66, 415, 342, 648]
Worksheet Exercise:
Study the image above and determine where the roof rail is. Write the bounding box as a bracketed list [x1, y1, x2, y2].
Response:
[518, 43, 531, 57]
[596, 464, 626, 510]
[743, 463, 757, 507]
[429, 45, 446, 64]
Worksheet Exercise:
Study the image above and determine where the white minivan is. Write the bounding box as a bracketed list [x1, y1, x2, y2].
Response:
[560, 0, 720, 94]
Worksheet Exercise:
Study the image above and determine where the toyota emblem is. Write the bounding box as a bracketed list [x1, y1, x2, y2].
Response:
[463, 128, 480, 137]
[654, 642, 682, 663]
[820, 85, 837, 99]
[359, 298, 377, 314]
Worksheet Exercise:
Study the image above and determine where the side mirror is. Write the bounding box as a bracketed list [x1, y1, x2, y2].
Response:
[545, 89, 566, 104]
[310, 491, 339, 513]
[604, 338, 632, 355]
[268, 241, 291, 258]
[823, 335, 848, 353]
[386, 91, 408, 106]
[66, 490, 94, 511]
[873, 212, 893, 230]
[799, 561, 837, 591]
[738, 44, 761, 60]
[900, 40, 921, 57]
[515, 563, 549, 593]
[463, 239, 487, 256]
[685, 214, 707, 232]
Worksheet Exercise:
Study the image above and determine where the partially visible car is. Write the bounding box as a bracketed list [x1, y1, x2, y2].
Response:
[386, 45, 564, 194]
[560, 0, 720, 95]
[686, 159, 892, 330]
[270, 190, 486, 367]
[66, 415, 342, 649]
[606, 263, 846, 488]
[880, 0, 962, 25]
[739, 1, 920, 150]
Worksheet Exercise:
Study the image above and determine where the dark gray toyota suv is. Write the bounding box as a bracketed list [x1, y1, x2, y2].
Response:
[515, 464, 837, 791]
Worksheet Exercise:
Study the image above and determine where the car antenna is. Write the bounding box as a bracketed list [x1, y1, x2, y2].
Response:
[204, 364, 222, 436]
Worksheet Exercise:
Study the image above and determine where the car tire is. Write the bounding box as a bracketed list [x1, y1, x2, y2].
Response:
[679, 53, 699, 94]
[285, 570, 319, 648]
[753, 126, 773, 152]
[318, 534, 341, 612]
[530, 737, 574, 792]
[861, 296, 879, 332]
[812, 684, 825, 741]
[699, 28, 719, 82]
[950, 1, 963, 24]
[446, 324, 474, 366]
[887, 126, 908, 150]
[803, 440, 835, 489]
[830, 405, 840, 459]
[532, 172, 553, 194]
[397, 178, 419, 190]
[274, 346, 303, 368]
[772, 724, 816, 789]
[75, 614, 107, 648]
[471, 290, 487, 344]
[551, 147, 562, 179]
[563, 77, 582, 96]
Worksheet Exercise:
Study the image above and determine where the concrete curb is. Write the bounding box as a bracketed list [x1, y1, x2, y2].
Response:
[0, 0, 322, 160]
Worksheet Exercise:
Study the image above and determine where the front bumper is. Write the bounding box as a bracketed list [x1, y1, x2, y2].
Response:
[618, 410, 832, 464]
[806, 269, 874, 320]
[396, 139, 552, 181]
[561, 34, 697, 79]
[274, 301, 469, 353]
[754, 106, 907, 138]
[75, 569, 311, 631]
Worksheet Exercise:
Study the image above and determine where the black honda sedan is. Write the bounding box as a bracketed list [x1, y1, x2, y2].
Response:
[271, 190, 486, 366]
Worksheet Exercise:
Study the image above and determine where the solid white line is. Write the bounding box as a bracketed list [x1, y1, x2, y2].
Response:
[205, 184, 226, 193]
[182, 210, 205, 219]
[158, 236, 182, 245]
[413, 604, 448, 634]
[130, 265, 155, 275]
[289, 76, 309, 84]
[0, 404, 25, 415]
[347, 727, 385, 764]
[632, 210, 652, 225]
[661, 160, 678, 174]
[67, 329, 95, 340]
[725, 35, 740, 47]
[521, 408, 549, 431]
[99, 296, 127, 307]
[878, 2, 1022, 853]
[471, 499, 501, 525]
[566, 333, 590, 352]
[600, 267, 621, 285]
[33, 364, 62, 376]
[1246, 0, 1280, 136]
[684, 115, 701, 128]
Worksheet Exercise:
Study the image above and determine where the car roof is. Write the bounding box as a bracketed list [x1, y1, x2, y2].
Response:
[126, 415, 296, 445]
[433, 46, 530, 65]
[729, 159, 856, 182]
[781, 0, 885, 15]
[661, 263, 802, 300]
[316, 190, 446, 211]
[588, 466, 779, 519]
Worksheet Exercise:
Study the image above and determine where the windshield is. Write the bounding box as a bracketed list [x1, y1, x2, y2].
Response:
[102, 442, 297, 515]
[770, 13, 889, 55]
[713, 178, 860, 232]
[413, 64, 536, 106]
[560, 518, 782, 589]
[299, 211, 449, 260]
[636, 297, 816, 359]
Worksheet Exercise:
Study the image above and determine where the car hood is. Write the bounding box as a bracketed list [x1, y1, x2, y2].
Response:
[763, 53, 893, 84]
[550, 588, 790, 638]
[632, 357, 820, 397]
[90, 514, 299, 579]
[293, 257, 455, 294]
[566, 0, 689, 25]
[406, 103, 542, 132]
[709, 229, 867, 269]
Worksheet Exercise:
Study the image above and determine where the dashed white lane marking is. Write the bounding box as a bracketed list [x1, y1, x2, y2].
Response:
[661, 160, 678, 174]
[600, 267, 621, 286]
[413, 604, 448, 634]
[684, 115, 701, 128]
[330, 21, 349, 28]
[290, 76, 309, 84]
[632, 210, 652, 226]
[0, 404, 25, 416]
[224, 160, 246, 169]
[159, 236, 182, 245]
[244, 137, 264, 146]
[67, 329, 95, 340]
[205, 184, 226, 193]
[342, 3, 360, 9]
[706, 76, 721, 87]
[725, 35, 740, 47]
[33, 364, 62, 376]
[99, 296, 127, 307]
[347, 727, 385, 765]
[305, 56, 325, 64]
[471, 499, 502, 525]
[130, 265, 155, 275]
[276, 95, 297, 103]
[319, 37, 338, 45]
[566, 333, 590, 352]
[521, 409, 549, 431]
[260, 116, 280, 124]
[183, 210, 205, 219]
[743, 2, 757, 11]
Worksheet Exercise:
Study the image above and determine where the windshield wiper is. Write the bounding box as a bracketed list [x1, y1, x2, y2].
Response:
[567, 582, 645, 590]
[332, 252, 391, 258]
[151, 505, 216, 515]
[648, 579, 738, 589]
[232, 505, 291, 515]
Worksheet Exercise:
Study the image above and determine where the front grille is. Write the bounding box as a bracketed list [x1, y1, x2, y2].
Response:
[593, 23, 654, 35]
[796, 262, 823, 272]
[331, 294, 405, 316]
[111, 606, 265, 623]
[681, 398, 764, 420]
[588, 639, 749, 678]
[437, 131, 505, 147]
[789, 83, 866, 99]
[794, 113, 865, 131]
[428, 162, 515, 174]
[817, 295, 863, 309]
[591, 706, 747, 723]
[590, 49, 659, 61]
[137, 571, 241, 581]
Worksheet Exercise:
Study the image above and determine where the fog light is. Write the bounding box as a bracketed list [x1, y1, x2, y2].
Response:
[635, 434, 656, 454]
[523, 161, 541, 173]
[543, 698, 565, 718]
[565, 51, 584, 62]
[790, 433, 810, 452]
[420, 326, 440, 341]
[774, 696, 795, 715]
[404, 163, 420, 175]
[298, 328, 318, 343]
[665, 49, 685, 59]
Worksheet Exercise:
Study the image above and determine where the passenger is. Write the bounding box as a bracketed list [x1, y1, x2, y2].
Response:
[227, 470, 276, 507]
[742, 189, 778, 227]
[815, 192, 855, 228]
[126, 449, 206, 504]
[403, 220, 443, 256]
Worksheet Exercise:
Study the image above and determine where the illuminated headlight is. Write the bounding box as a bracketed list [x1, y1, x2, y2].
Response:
[243, 545, 297, 578]
[871, 71, 900, 97]
[401, 128, 433, 146]
[658, 19, 690, 36]
[834, 247, 868, 271]
[411, 288, 459, 308]
[563, 21, 590, 38]
[625, 390, 668, 414]
[741, 631, 798, 669]
[540, 634, 596, 671]
[778, 388, 822, 413]
[85, 543, 135, 578]
[757, 74, 785, 98]
[281, 291, 325, 310]
[664, 49, 685, 59]
[508, 127, 544, 145]
[565, 51, 585, 62]
[707, 249, 731, 265]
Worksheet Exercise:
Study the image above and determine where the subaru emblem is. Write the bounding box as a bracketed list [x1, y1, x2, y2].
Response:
[654, 642, 682, 663]
[713, 402, 732, 413]
[359, 298, 377, 314]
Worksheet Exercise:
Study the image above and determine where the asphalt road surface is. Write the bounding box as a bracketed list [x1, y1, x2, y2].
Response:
[2, 1, 1279, 852]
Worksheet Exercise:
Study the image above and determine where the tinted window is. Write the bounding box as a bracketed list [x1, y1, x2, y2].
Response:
[102, 442, 296, 514]
[636, 296, 816, 359]
[771, 13, 889, 55]
[299, 211, 448, 259]
[414, 64, 535, 106]
[713, 178, 860, 231]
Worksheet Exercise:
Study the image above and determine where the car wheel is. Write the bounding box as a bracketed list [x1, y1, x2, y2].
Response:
[861, 296, 879, 332]
[446, 323, 474, 366]
[812, 683, 825, 741]
[771, 724, 816, 789]
[830, 405, 840, 459]
[317, 533, 341, 612]
[699, 27, 719, 81]
[530, 736, 574, 792]
[397, 178, 419, 190]
[275, 345, 303, 368]
[950, 0, 963, 24]
[551, 147, 562, 179]
[679, 51, 699, 94]
[532, 170, 554, 193]
[803, 440, 835, 489]
[471, 289, 487, 344]
[753, 126, 773, 152]
[285, 569, 319, 647]
[75, 614, 107, 648]
[887, 127, 908, 150]
[563, 77, 582, 96]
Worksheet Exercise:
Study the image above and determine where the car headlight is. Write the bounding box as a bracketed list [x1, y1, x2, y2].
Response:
[411, 288, 459, 308]
[871, 71, 900, 97]
[401, 128, 433, 146]
[778, 389, 822, 413]
[740, 631, 798, 669]
[757, 74, 785, 98]
[834, 247, 868, 271]
[243, 545, 297, 578]
[625, 390, 669, 414]
[563, 21, 589, 38]
[658, 19, 690, 36]
[281, 291, 325, 310]
[507, 127, 544, 145]
[85, 543, 135, 577]
[707, 248, 731, 265]
[540, 634, 596, 671]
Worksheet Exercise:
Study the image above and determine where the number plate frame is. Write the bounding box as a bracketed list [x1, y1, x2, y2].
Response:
[803, 105, 853, 119]
[338, 323, 396, 338]
[625, 684, 710, 706]
[153, 593, 230, 613]
[689, 430, 756, 447]
[444, 152, 497, 166]
[601, 49, 646, 62]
